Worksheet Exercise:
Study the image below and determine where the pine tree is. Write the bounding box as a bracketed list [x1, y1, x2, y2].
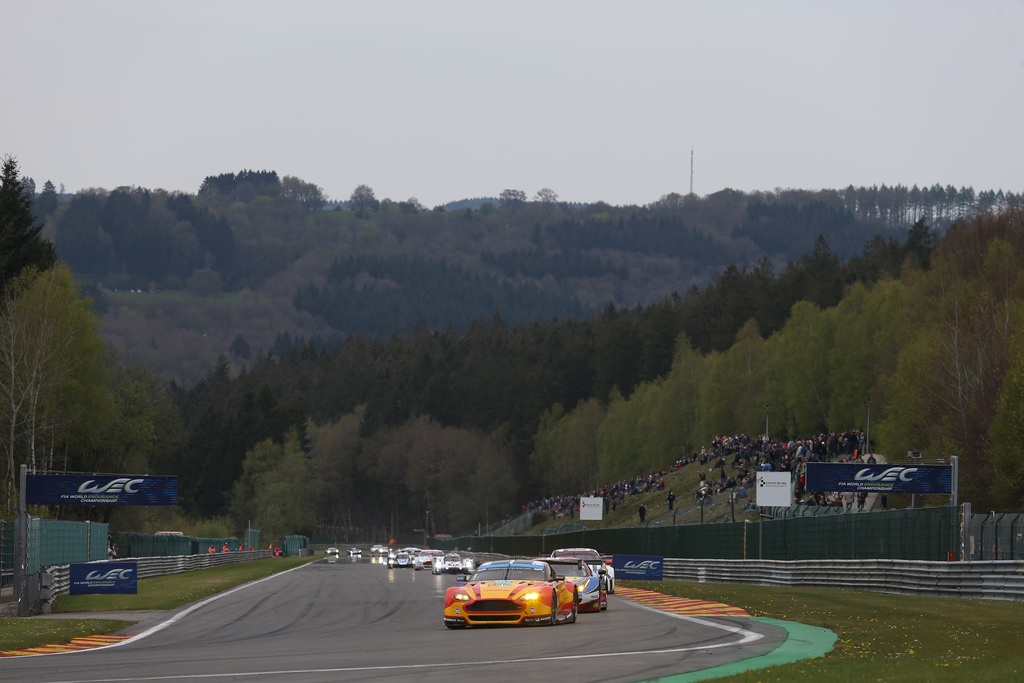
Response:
[0, 155, 57, 297]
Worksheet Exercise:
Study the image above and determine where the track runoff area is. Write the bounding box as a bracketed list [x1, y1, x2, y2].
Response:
[2, 558, 836, 682]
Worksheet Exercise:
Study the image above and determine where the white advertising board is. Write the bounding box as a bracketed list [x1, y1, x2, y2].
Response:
[579, 496, 603, 521]
[756, 471, 793, 507]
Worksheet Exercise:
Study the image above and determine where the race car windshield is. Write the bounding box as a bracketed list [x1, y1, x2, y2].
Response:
[473, 565, 546, 581]
[556, 551, 600, 561]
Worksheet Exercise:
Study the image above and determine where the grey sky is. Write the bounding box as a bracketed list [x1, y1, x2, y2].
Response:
[4, 1, 1023, 207]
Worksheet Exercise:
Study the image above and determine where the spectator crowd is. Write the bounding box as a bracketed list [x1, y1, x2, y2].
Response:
[506, 429, 872, 529]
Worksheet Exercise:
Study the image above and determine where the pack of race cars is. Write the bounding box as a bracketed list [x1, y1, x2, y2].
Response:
[442, 549, 613, 629]
[326, 543, 616, 628]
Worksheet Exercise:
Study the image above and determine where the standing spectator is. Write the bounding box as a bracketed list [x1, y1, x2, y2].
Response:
[857, 491, 867, 510]
[638, 502, 648, 524]
[666, 490, 676, 511]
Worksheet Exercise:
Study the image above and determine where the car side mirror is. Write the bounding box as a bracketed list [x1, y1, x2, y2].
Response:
[598, 567, 607, 575]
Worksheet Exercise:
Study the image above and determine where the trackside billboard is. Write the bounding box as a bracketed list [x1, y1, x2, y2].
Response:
[25, 474, 178, 506]
[612, 554, 663, 580]
[70, 562, 138, 594]
[579, 496, 603, 521]
[805, 463, 952, 495]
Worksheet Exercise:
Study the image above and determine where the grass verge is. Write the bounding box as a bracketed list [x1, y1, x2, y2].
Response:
[622, 579, 1024, 682]
[0, 556, 317, 652]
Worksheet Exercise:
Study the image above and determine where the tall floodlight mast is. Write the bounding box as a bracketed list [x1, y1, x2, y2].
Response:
[689, 148, 694, 195]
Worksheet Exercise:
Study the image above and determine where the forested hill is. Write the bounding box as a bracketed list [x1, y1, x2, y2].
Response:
[38, 175, 1019, 386]
[18, 162, 1024, 539]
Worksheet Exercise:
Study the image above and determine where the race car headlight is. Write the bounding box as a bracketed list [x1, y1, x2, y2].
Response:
[452, 592, 472, 601]
[523, 591, 540, 601]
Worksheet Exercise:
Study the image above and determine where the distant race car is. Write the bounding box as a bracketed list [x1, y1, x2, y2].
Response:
[348, 547, 362, 558]
[549, 548, 615, 593]
[389, 551, 414, 568]
[415, 549, 445, 570]
[370, 544, 388, 557]
[325, 547, 339, 564]
[537, 557, 607, 612]
[325, 547, 339, 557]
[443, 559, 578, 629]
[432, 552, 475, 575]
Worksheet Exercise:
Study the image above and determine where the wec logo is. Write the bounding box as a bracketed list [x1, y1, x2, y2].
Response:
[85, 569, 134, 581]
[854, 467, 918, 483]
[77, 478, 145, 494]
[623, 560, 661, 571]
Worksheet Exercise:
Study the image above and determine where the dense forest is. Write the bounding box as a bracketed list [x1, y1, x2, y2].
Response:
[6, 157, 1024, 544]
[35, 172, 1020, 386]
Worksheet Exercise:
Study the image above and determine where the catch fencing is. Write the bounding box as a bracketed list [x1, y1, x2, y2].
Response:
[433, 507, 1024, 563]
[434, 506, 966, 560]
[1, 518, 13, 589]
[28, 518, 109, 574]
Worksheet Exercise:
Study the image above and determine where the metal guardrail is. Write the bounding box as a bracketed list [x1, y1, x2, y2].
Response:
[37, 549, 303, 609]
[662, 558, 1024, 601]
[460, 552, 1024, 602]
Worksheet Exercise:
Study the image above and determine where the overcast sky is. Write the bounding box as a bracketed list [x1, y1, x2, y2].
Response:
[4, 1, 1023, 207]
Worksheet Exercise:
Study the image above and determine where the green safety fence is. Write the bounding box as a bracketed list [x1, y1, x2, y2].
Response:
[969, 512, 1024, 560]
[282, 535, 309, 557]
[27, 517, 108, 574]
[245, 528, 260, 551]
[116, 531, 193, 558]
[431, 506, 969, 562]
[1, 518, 14, 587]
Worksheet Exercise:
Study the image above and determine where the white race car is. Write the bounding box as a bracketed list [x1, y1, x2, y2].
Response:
[348, 547, 362, 558]
[550, 547, 615, 593]
[432, 552, 475, 574]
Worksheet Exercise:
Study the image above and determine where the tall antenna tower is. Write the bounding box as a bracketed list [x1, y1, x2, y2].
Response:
[689, 148, 694, 195]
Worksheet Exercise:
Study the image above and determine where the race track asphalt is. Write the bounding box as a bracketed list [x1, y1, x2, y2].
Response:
[1, 558, 794, 682]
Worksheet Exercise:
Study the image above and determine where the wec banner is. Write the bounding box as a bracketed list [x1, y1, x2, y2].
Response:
[612, 554, 663, 581]
[70, 562, 138, 594]
[26, 474, 178, 506]
[805, 463, 952, 494]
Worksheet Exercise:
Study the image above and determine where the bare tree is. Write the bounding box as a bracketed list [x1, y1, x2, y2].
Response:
[350, 184, 379, 213]
[534, 188, 559, 204]
[0, 266, 88, 509]
[499, 189, 527, 212]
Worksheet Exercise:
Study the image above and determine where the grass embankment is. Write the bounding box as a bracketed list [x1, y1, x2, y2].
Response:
[623, 579, 1024, 682]
[0, 556, 316, 652]
[524, 460, 759, 535]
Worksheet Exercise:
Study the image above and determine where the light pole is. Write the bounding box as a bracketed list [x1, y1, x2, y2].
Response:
[864, 397, 872, 457]
[764, 404, 770, 439]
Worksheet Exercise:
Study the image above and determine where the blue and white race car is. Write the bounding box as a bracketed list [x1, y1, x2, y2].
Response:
[538, 557, 607, 612]
[549, 548, 615, 593]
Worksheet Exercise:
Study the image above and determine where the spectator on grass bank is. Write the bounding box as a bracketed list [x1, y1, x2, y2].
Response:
[638, 502, 647, 524]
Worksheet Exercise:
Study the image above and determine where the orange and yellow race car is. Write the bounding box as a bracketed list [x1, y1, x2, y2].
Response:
[443, 559, 579, 628]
